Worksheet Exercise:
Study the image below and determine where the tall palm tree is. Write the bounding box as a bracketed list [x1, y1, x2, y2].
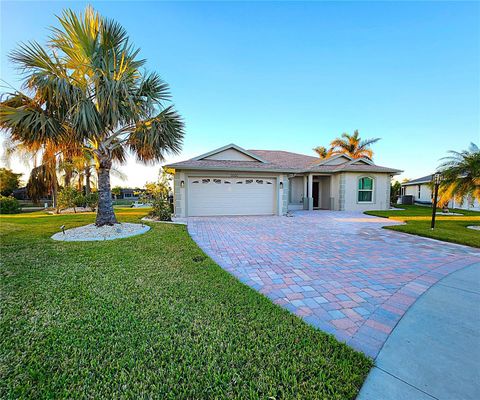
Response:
[0, 6, 184, 226]
[329, 130, 380, 159]
[437, 143, 480, 207]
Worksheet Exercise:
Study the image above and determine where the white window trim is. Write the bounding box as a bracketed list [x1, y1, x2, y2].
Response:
[357, 176, 375, 203]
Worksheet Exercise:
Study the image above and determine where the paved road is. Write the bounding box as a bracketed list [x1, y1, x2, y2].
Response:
[358, 262, 480, 400]
[188, 211, 480, 357]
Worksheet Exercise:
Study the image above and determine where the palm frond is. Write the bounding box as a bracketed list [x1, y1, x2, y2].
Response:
[127, 105, 184, 163]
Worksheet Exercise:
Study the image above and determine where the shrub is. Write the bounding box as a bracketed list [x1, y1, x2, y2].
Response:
[149, 198, 172, 221]
[74, 194, 86, 207]
[84, 193, 99, 211]
[57, 187, 81, 212]
[0, 195, 21, 214]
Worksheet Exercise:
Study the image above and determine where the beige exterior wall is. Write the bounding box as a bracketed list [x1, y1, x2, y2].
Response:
[173, 169, 394, 216]
[329, 174, 342, 210]
[288, 176, 304, 209]
[342, 172, 391, 211]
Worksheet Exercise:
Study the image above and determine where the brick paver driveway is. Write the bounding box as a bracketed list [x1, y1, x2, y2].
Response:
[187, 211, 480, 357]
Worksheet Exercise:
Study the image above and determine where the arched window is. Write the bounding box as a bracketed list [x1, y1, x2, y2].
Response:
[358, 177, 374, 202]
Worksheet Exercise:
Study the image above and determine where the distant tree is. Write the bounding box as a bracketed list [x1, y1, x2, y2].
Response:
[329, 130, 380, 159]
[111, 186, 122, 200]
[0, 168, 22, 196]
[144, 170, 171, 200]
[390, 181, 401, 204]
[437, 143, 480, 206]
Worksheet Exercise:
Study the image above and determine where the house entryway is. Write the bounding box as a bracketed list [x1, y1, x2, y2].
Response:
[313, 176, 331, 209]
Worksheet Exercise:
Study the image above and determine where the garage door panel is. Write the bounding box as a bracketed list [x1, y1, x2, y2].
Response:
[188, 177, 276, 216]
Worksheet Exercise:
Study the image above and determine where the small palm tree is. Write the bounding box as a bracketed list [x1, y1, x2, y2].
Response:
[329, 130, 380, 159]
[312, 146, 332, 159]
[0, 7, 184, 225]
[437, 143, 480, 207]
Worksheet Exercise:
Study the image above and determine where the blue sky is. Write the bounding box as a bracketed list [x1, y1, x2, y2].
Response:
[1, 1, 479, 187]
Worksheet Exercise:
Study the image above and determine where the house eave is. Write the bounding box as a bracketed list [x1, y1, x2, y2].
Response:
[164, 164, 403, 175]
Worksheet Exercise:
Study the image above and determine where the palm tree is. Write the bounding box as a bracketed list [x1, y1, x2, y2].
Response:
[0, 6, 184, 226]
[329, 130, 380, 159]
[312, 146, 332, 159]
[437, 143, 480, 207]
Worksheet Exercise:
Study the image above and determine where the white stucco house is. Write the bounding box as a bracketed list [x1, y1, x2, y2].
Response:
[164, 144, 402, 217]
[401, 174, 480, 211]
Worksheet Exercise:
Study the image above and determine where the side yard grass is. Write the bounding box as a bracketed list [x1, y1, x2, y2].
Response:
[365, 205, 480, 248]
[1, 208, 371, 399]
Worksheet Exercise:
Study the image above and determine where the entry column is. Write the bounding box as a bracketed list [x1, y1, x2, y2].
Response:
[308, 174, 313, 210]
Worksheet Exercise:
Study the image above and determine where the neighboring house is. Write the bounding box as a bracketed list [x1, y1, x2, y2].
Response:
[164, 143, 402, 217]
[401, 174, 480, 211]
[112, 188, 142, 200]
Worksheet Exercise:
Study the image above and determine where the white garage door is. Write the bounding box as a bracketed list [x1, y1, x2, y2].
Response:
[188, 177, 276, 216]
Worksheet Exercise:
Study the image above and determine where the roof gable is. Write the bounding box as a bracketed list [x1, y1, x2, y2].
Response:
[348, 158, 374, 166]
[315, 154, 352, 166]
[193, 144, 266, 163]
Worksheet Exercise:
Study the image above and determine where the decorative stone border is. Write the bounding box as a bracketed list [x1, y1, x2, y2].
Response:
[51, 223, 150, 242]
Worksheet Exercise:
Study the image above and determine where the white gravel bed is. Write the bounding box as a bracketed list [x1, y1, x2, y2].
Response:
[437, 212, 463, 216]
[51, 223, 150, 241]
[467, 225, 480, 231]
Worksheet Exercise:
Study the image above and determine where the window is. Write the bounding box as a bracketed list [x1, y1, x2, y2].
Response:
[192, 180, 199, 184]
[201, 179, 210, 184]
[245, 179, 253, 184]
[213, 179, 221, 184]
[417, 185, 421, 199]
[256, 179, 264, 184]
[358, 177, 374, 202]
[224, 180, 231, 184]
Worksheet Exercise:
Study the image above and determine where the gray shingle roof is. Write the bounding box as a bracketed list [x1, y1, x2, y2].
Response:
[401, 174, 433, 185]
[165, 148, 402, 174]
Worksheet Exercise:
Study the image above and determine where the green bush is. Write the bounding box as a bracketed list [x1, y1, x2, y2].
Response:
[57, 187, 81, 211]
[84, 192, 99, 211]
[149, 198, 172, 221]
[74, 194, 86, 207]
[0, 195, 21, 214]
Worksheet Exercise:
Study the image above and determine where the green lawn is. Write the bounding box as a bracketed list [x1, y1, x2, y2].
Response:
[365, 205, 480, 248]
[1, 209, 371, 399]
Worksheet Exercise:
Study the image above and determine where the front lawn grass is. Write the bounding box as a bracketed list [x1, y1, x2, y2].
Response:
[365, 205, 480, 248]
[1, 208, 371, 399]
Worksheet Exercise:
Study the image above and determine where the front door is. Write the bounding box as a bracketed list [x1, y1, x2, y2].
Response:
[313, 182, 319, 208]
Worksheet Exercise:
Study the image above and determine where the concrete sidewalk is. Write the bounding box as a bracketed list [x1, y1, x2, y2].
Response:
[358, 262, 480, 400]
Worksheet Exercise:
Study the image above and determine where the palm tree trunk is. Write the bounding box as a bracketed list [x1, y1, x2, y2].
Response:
[52, 179, 59, 214]
[77, 172, 84, 193]
[95, 156, 117, 226]
[85, 167, 91, 195]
